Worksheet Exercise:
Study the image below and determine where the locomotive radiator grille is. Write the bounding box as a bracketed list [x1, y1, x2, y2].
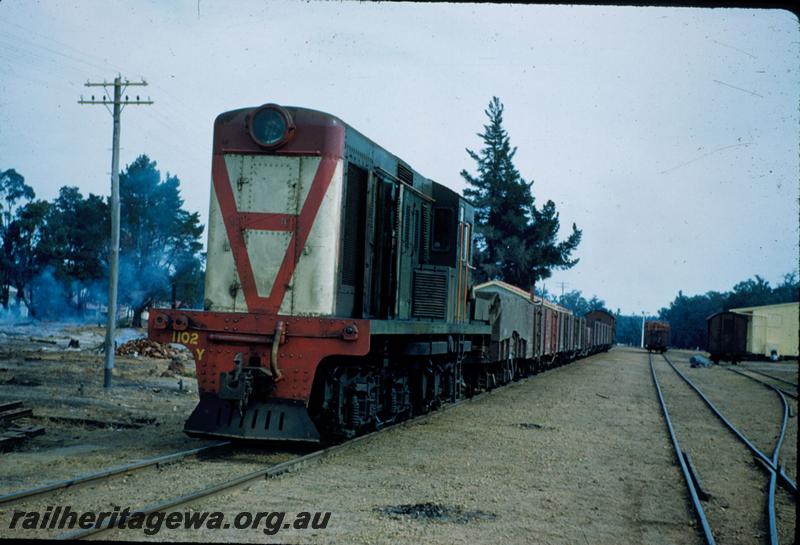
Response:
[411, 269, 448, 319]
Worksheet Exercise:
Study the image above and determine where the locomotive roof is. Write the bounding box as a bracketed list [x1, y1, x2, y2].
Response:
[217, 104, 473, 209]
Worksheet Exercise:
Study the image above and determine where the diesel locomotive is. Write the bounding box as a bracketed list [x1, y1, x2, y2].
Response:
[147, 103, 614, 443]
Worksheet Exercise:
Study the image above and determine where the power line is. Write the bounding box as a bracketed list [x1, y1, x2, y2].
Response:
[79, 75, 153, 389]
[0, 19, 124, 74]
[0, 22, 208, 162]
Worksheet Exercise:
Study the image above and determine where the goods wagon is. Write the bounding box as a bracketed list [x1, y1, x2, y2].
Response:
[474, 280, 614, 373]
[706, 311, 749, 363]
[644, 321, 670, 353]
[585, 309, 616, 344]
[473, 283, 533, 381]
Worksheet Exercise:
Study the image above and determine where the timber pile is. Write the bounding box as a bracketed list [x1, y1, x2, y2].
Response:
[116, 338, 179, 359]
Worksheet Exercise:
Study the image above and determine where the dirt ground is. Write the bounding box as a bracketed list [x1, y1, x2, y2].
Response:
[0, 330, 796, 544]
[0, 321, 210, 491]
[94, 346, 702, 544]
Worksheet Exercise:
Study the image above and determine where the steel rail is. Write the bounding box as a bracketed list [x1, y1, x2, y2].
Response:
[661, 354, 797, 495]
[766, 389, 788, 545]
[739, 366, 798, 389]
[729, 368, 797, 400]
[726, 366, 791, 544]
[777, 387, 796, 401]
[681, 450, 711, 501]
[725, 366, 791, 545]
[58, 378, 521, 541]
[0, 441, 231, 506]
[649, 353, 716, 545]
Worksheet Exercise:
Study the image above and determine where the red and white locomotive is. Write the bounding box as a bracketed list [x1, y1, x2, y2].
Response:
[148, 103, 613, 443]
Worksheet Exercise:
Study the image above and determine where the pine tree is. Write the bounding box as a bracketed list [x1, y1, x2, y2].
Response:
[461, 97, 533, 284]
[461, 97, 582, 289]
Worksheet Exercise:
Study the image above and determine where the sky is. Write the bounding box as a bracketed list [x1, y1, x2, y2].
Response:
[0, 1, 797, 315]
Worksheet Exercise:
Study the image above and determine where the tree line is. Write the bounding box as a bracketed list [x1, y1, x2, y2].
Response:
[0, 155, 204, 326]
[554, 289, 606, 316]
[655, 273, 799, 349]
[610, 273, 799, 348]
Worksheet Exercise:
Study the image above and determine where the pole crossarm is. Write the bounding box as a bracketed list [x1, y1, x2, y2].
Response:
[84, 80, 149, 87]
[78, 100, 154, 105]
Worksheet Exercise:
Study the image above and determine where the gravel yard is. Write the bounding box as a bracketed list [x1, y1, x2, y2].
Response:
[1, 332, 796, 544]
[103, 347, 705, 544]
[0, 323, 205, 491]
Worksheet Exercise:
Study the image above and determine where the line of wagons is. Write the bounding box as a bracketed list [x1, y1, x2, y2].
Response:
[473, 280, 614, 379]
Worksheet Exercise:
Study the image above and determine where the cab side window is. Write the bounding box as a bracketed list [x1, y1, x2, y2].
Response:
[432, 207, 452, 252]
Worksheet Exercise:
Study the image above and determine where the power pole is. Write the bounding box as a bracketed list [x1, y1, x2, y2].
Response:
[640, 312, 646, 349]
[79, 76, 153, 388]
[558, 281, 568, 298]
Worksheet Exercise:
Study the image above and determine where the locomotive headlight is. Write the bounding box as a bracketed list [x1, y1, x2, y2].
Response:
[248, 104, 295, 148]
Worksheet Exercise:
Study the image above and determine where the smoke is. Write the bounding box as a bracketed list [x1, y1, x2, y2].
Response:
[118, 253, 166, 311]
[1, 252, 203, 325]
[24, 266, 107, 322]
[117, 251, 205, 311]
[29, 267, 70, 319]
[0, 302, 28, 323]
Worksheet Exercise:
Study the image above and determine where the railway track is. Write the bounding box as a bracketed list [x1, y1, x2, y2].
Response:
[2, 359, 558, 540]
[0, 440, 297, 541]
[731, 367, 798, 401]
[0, 441, 232, 506]
[740, 366, 798, 388]
[649, 352, 796, 545]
